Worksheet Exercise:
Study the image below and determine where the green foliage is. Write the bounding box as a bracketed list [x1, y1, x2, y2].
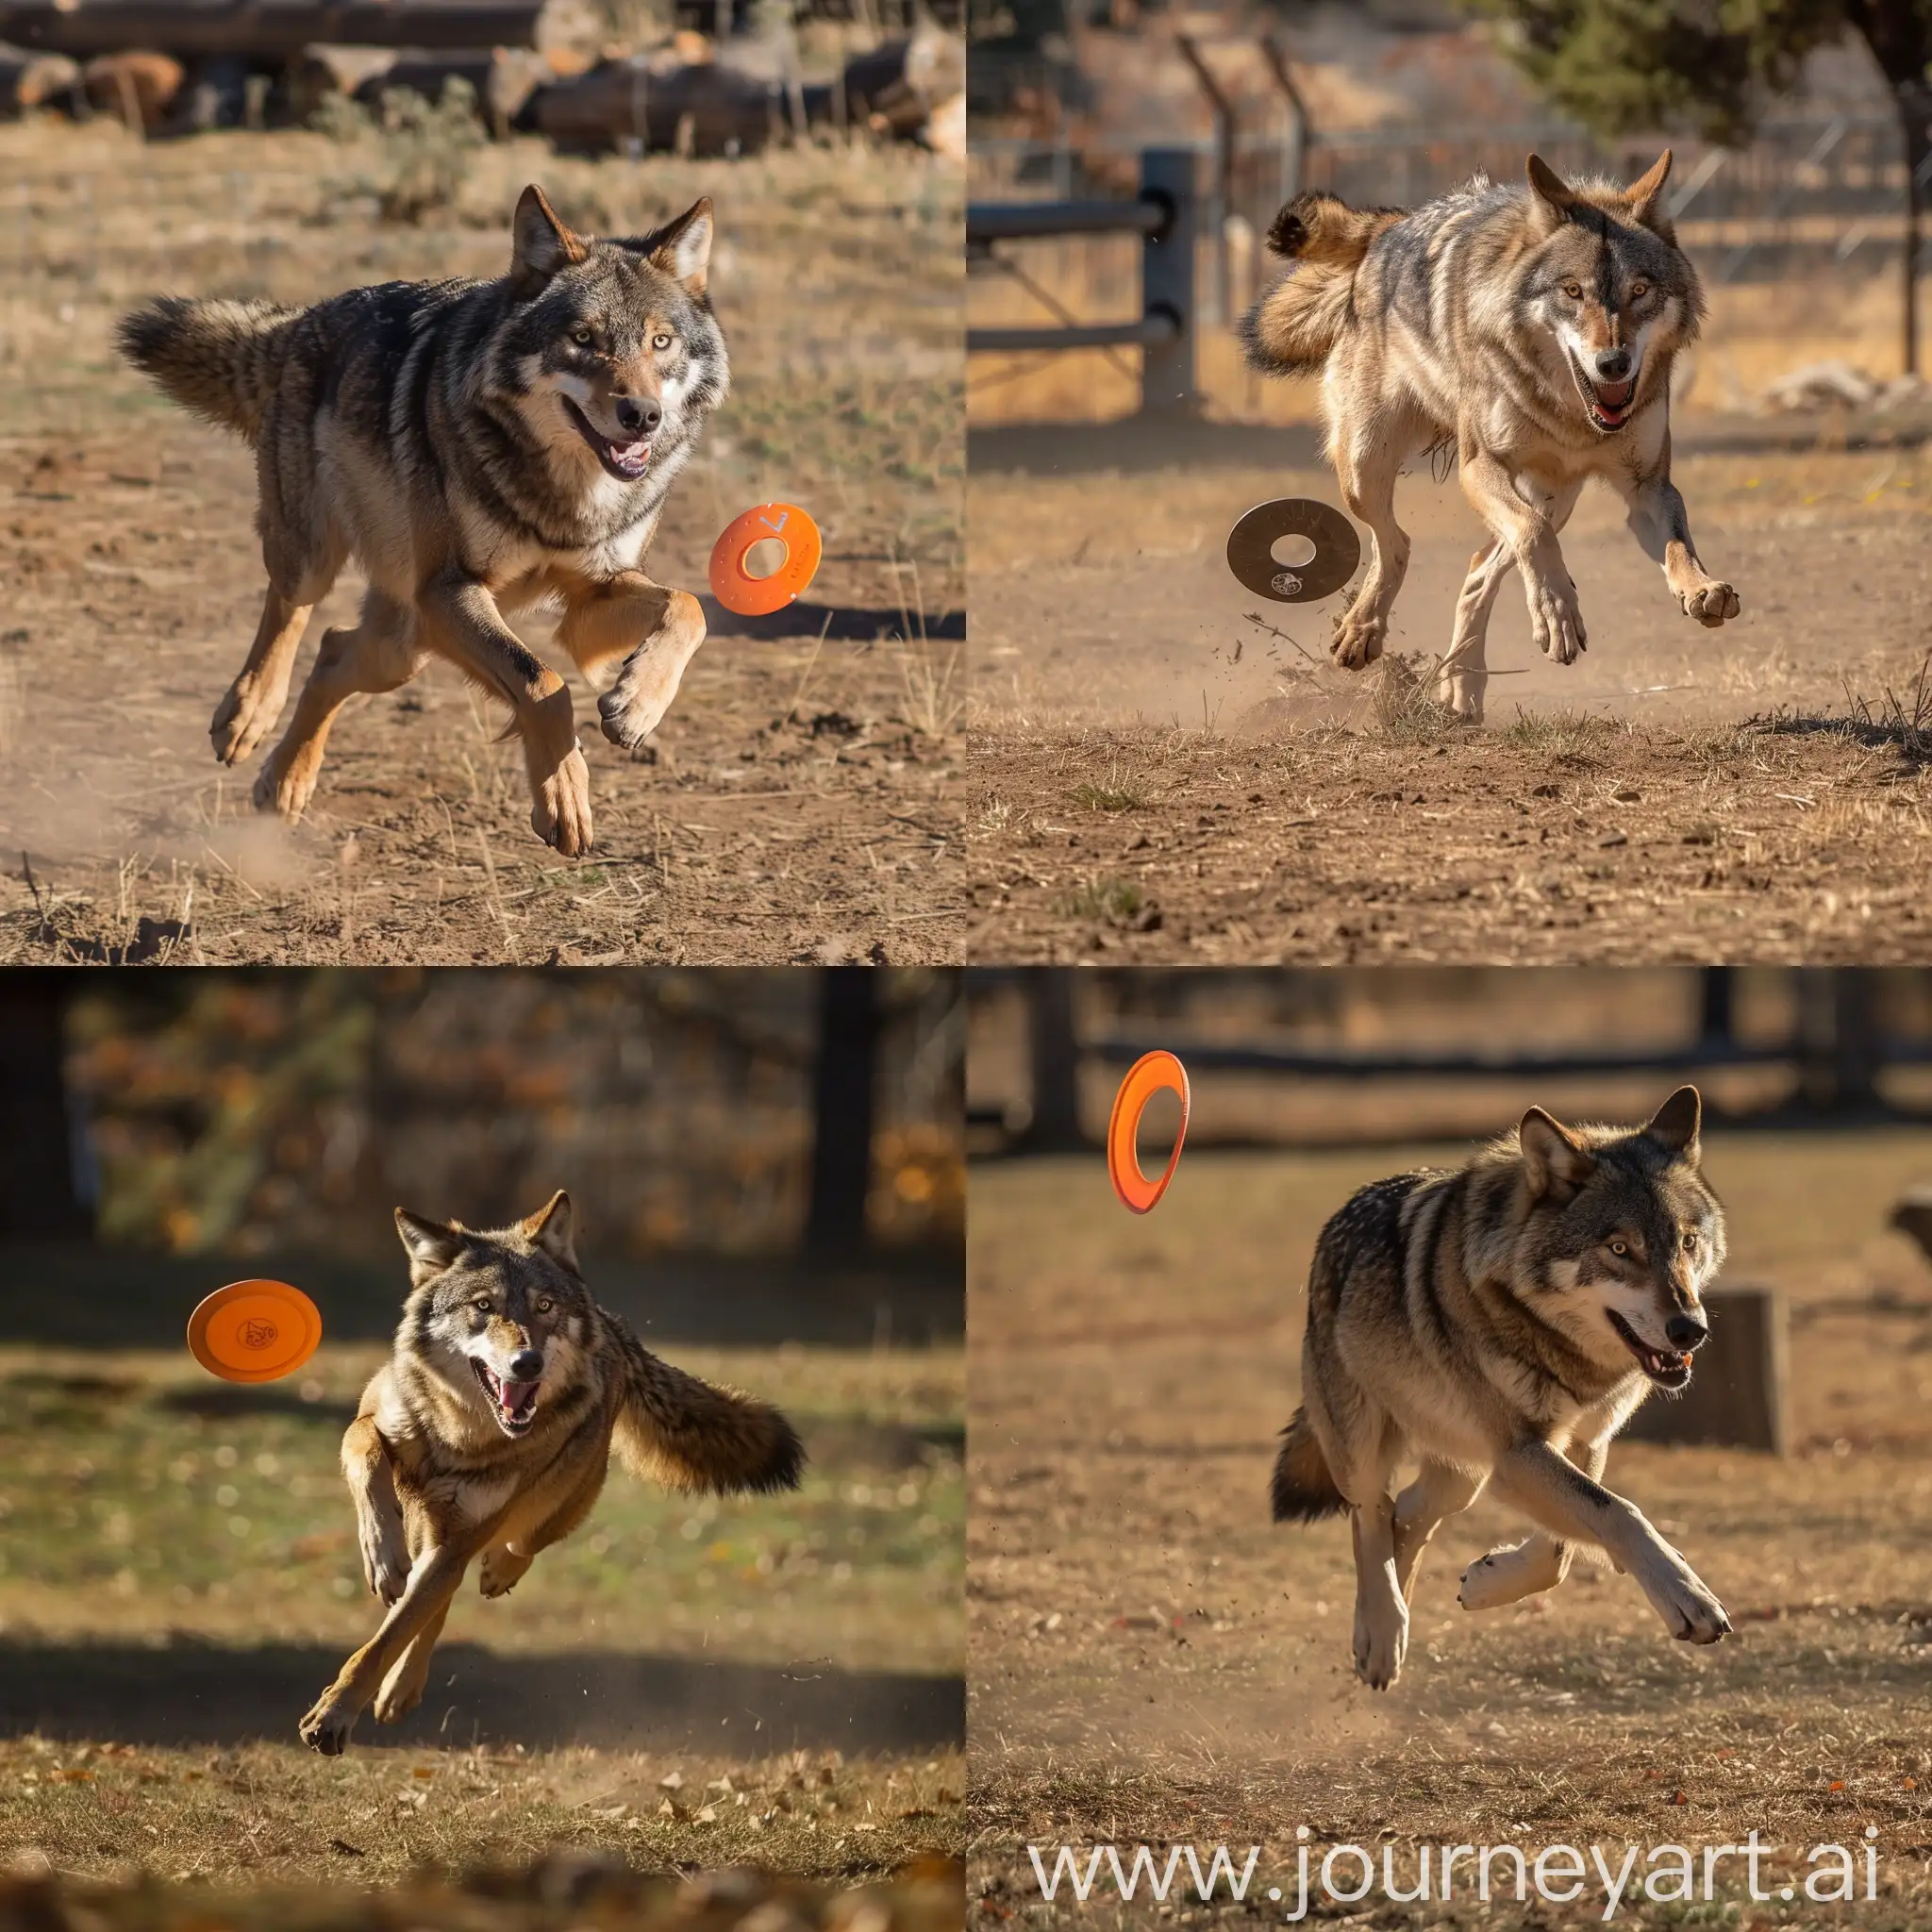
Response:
[310, 76, 487, 225]
[1465, 0, 1921, 144]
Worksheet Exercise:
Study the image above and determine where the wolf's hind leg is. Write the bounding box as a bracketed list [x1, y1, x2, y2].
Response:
[1437, 542, 1515, 724]
[1350, 1491, 1408, 1690]
[1391, 1460, 1483, 1603]
[1328, 405, 1427, 671]
[256, 589, 421, 824]
[373, 1601, 449, 1724]
[213, 583, 318, 767]
[556, 574, 708, 754]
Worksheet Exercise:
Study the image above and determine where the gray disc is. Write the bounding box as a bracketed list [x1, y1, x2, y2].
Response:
[1225, 498, 1361, 603]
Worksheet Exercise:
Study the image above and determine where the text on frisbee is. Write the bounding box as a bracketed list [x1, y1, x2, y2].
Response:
[1108, 1050, 1191, 1214]
[709, 502, 823, 618]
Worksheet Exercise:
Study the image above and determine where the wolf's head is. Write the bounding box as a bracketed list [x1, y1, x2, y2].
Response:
[489, 184, 728, 499]
[1500, 1086, 1726, 1391]
[1514, 151, 1704, 436]
[395, 1191, 595, 1439]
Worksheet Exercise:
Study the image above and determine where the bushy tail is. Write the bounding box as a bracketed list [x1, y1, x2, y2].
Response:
[1238, 192, 1404, 378]
[115, 295, 299, 442]
[609, 1321, 805, 1496]
[1270, 1406, 1346, 1523]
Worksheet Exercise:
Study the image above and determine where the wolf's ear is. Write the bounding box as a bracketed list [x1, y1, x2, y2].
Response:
[395, 1208, 465, 1279]
[1525, 153, 1576, 227]
[521, 1190, 579, 1272]
[626, 198, 713, 298]
[1519, 1108, 1595, 1199]
[1624, 149, 1674, 236]
[1644, 1085, 1702, 1161]
[511, 184, 587, 296]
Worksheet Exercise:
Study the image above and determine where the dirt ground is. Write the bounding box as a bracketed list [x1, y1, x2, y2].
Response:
[0, 1339, 963, 1884]
[967, 446, 1932, 964]
[0, 124, 964, 966]
[968, 1130, 1932, 1927]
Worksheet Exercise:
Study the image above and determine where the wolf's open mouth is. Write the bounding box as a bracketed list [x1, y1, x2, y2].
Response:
[561, 395, 651, 480]
[471, 1358, 541, 1435]
[1567, 358, 1638, 433]
[1607, 1309, 1692, 1388]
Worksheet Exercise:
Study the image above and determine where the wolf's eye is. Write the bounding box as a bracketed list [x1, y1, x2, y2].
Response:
[537, 1298, 553, 1313]
[1561, 280, 1583, 300]
[1630, 280, 1650, 299]
[473, 1296, 492, 1312]
[1608, 1240, 1628, 1257]
[652, 331, 674, 351]
[572, 326, 593, 346]
[1682, 1229, 1697, 1251]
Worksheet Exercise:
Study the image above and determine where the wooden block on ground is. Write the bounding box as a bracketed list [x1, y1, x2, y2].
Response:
[1624, 1282, 1786, 1454]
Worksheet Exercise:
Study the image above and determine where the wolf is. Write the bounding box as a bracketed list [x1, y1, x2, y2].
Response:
[298, 1191, 803, 1755]
[1241, 152, 1740, 723]
[1269, 1086, 1731, 1692]
[117, 185, 728, 857]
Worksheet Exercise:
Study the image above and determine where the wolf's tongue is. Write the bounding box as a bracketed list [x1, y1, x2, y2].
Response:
[1597, 377, 1633, 410]
[500, 1379, 537, 1415]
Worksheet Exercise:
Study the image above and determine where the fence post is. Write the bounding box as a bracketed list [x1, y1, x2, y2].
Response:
[1140, 145, 1197, 417]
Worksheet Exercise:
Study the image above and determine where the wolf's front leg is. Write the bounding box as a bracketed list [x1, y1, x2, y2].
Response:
[1489, 1440, 1729, 1644]
[557, 574, 708, 753]
[342, 1414, 408, 1606]
[300, 1541, 474, 1755]
[1459, 1433, 1608, 1611]
[1438, 542, 1515, 723]
[1460, 449, 1589, 665]
[1621, 470, 1740, 628]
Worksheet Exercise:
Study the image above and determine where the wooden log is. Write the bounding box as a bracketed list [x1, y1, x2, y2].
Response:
[0, 44, 80, 113]
[0, 0, 543, 58]
[352, 44, 545, 134]
[533, 50, 777, 156]
[1622, 1282, 1787, 1454]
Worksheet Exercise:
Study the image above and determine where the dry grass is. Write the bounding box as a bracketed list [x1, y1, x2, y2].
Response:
[0, 121, 964, 965]
[968, 1133, 1932, 1926]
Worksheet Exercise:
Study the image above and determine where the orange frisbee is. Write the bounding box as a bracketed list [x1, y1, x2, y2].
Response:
[1107, 1050, 1191, 1214]
[187, 1280, 323, 1384]
[708, 502, 822, 617]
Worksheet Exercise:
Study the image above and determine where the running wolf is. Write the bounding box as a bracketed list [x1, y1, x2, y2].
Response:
[1270, 1087, 1731, 1691]
[117, 185, 727, 856]
[299, 1191, 803, 1754]
[1241, 152, 1740, 722]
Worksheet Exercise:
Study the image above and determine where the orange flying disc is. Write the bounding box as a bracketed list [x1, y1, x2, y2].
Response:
[187, 1280, 323, 1384]
[1107, 1050, 1191, 1215]
[708, 502, 822, 617]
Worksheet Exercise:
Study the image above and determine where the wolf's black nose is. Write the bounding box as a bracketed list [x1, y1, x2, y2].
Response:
[1596, 348, 1632, 380]
[613, 396, 661, 435]
[1665, 1314, 1707, 1351]
[508, 1349, 544, 1380]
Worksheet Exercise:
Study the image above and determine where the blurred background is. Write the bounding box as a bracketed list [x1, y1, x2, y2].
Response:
[0, 967, 963, 1889]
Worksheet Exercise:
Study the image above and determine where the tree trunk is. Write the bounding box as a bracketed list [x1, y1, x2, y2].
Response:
[0, 975, 91, 1240]
[806, 970, 879, 1253]
[1898, 80, 1932, 377]
[1019, 971, 1083, 1151]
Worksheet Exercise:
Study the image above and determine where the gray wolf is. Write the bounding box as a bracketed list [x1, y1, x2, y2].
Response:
[1241, 152, 1740, 723]
[299, 1191, 802, 1754]
[1270, 1086, 1731, 1691]
[117, 185, 727, 856]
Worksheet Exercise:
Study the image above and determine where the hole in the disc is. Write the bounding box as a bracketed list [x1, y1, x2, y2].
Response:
[743, 537, 789, 580]
[1135, 1088, 1183, 1170]
[1271, 533, 1317, 568]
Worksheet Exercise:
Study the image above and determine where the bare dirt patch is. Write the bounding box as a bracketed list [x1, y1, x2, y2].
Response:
[967, 445, 1932, 963]
[968, 1135, 1932, 1926]
[0, 125, 964, 965]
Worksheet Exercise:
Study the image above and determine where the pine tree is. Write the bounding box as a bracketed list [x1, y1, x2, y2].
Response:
[1471, 1, 1932, 374]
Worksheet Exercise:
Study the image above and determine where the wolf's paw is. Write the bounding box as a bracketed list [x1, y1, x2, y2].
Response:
[1434, 671, 1486, 726]
[1680, 579, 1740, 628]
[299, 1696, 355, 1756]
[1653, 1566, 1731, 1645]
[1330, 613, 1386, 671]
[253, 753, 320, 824]
[211, 675, 280, 766]
[373, 1675, 425, 1724]
[361, 1533, 408, 1607]
[530, 741, 593, 857]
[1352, 1604, 1407, 1691]
[478, 1547, 533, 1598]
[1458, 1540, 1562, 1612]
[1528, 578, 1588, 663]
